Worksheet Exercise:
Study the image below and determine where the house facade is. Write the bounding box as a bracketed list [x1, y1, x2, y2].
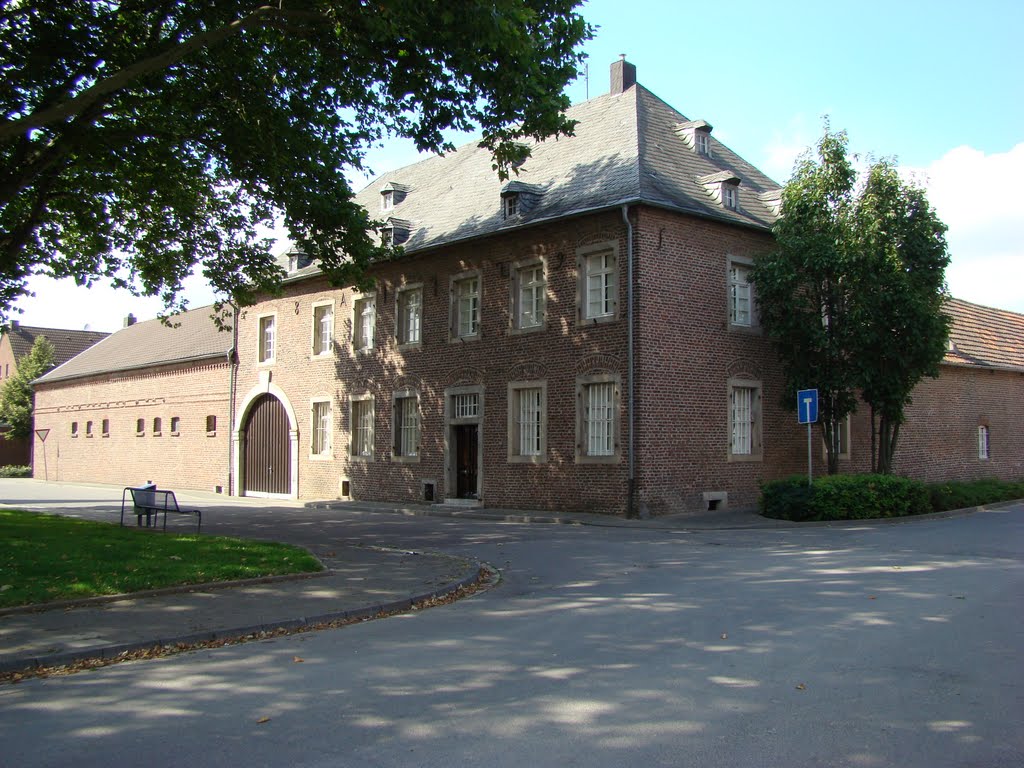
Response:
[0, 321, 109, 466]
[30, 60, 1023, 513]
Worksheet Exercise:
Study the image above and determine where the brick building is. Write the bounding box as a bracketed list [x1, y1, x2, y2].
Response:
[0, 321, 108, 466]
[30, 60, 1023, 512]
[32, 310, 233, 491]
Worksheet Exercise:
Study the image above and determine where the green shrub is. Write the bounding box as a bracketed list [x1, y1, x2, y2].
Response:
[761, 474, 929, 521]
[0, 464, 31, 478]
[928, 478, 1024, 512]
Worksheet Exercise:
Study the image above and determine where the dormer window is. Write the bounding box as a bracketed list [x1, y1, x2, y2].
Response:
[287, 251, 313, 272]
[504, 193, 519, 219]
[381, 190, 394, 211]
[674, 120, 714, 155]
[696, 130, 710, 156]
[381, 218, 411, 247]
[379, 182, 409, 211]
[722, 184, 738, 210]
[381, 229, 393, 247]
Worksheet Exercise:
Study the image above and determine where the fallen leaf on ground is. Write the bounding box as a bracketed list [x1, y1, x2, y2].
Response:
[256, 717, 270, 724]
[720, 633, 728, 639]
[795, 683, 807, 691]
[293, 656, 304, 663]
[868, 595, 877, 600]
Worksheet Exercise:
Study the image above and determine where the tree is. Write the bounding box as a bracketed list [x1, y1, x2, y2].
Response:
[752, 126, 950, 475]
[0, 1, 591, 319]
[0, 334, 55, 440]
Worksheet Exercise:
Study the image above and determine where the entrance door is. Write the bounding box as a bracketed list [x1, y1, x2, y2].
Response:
[454, 424, 478, 499]
[243, 394, 291, 495]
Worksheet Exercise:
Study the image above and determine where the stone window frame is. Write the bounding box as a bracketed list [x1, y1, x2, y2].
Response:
[391, 388, 421, 464]
[310, 396, 334, 460]
[507, 379, 547, 464]
[449, 269, 482, 343]
[509, 256, 547, 335]
[349, 393, 375, 462]
[311, 299, 335, 360]
[257, 311, 277, 365]
[576, 241, 620, 326]
[574, 372, 622, 464]
[727, 255, 759, 332]
[395, 283, 423, 349]
[443, 383, 485, 499]
[352, 291, 377, 354]
[821, 414, 852, 461]
[727, 377, 763, 462]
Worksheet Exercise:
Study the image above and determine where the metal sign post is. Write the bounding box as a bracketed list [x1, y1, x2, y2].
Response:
[797, 389, 819, 487]
[34, 428, 50, 481]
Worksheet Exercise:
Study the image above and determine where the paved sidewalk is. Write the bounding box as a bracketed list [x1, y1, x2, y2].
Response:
[0, 543, 483, 674]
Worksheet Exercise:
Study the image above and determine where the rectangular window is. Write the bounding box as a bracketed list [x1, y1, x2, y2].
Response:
[978, 425, 990, 460]
[728, 379, 763, 461]
[504, 194, 519, 218]
[729, 263, 753, 327]
[85, 421, 93, 437]
[453, 393, 479, 419]
[822, 415, 852, 461]
[258, 315, 276, 363]
[71, 421, 79, 437]
[170, 416, 180, 435]
[584, 382, 615, 456]
[722, 184, 738, 210]
[353, 295, 376, 351]
[394, 396, 420, 458]
[311, 400, 332, 457]
[136, 418, 145, 436]
[153, 417, 162, 436]
[514, 262, 545, 330]
[453, 276, 480, 339]
[206, 415, 217, 434]
[312, 303, 334, 356]
[101, 419, 110, 437]
[381, 189, 394, 211]
[582, 249, 617, 321]
[508, 383, 546, 461]
[350, 398, 374, 459]
[696, 131, 710, 156]
[396, 287, 422, 345]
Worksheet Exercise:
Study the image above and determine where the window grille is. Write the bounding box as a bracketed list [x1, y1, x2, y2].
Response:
[312, 401, 331, 455]
[396, 397, 419, 457]
[517, 388, 543, 456]
[453, 393, 479, 419]
[731, 387, 754, 455]
[978, 425, 990, 460]
[351, 400, 373, 457]
[585, 383, 614, 456]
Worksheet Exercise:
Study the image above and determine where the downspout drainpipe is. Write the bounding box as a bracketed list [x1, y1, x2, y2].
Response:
[622, 205, 636, 518]
[226, 302, 239, 496]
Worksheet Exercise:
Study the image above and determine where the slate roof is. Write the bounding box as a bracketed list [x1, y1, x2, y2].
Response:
[281, 73, 781, 278]
[943, 298, 1024, 373]
[4, 324, 109, 368]
[35, 305, 232, 384]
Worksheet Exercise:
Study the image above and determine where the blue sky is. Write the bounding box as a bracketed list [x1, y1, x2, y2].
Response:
[14, 0, 1023, 330]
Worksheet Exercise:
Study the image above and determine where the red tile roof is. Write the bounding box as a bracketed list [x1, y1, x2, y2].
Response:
[943, 298, 1024, 372]
[4, 324, 109, 368]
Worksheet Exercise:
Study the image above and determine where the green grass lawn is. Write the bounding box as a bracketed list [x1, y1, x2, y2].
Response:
[0, 509, 323, 609]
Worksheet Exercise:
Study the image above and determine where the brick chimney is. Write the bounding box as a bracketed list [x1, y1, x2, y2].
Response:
[123, 314, 136, 328]
[610, 55, 636, 95]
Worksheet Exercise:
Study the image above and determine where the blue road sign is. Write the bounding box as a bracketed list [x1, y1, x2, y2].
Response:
[797, 389, 819, 424]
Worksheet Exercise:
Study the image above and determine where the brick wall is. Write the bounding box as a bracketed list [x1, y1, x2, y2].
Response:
[33, 361, 231, 492]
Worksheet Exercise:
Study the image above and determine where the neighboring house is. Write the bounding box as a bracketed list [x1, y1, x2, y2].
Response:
[32, 309, 234, 490]
[0, 321, 109, 466]
[28, 60, 1024, 512]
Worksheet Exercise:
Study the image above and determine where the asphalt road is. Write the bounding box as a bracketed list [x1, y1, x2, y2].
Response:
[1, 483, 1021, 767]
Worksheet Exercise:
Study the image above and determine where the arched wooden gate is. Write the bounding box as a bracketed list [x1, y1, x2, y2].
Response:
[242, 393, 291, 495]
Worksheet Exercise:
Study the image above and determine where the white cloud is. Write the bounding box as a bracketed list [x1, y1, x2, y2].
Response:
[904, 143, 1024, 312]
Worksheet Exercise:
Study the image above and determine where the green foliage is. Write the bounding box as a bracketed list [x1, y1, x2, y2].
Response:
[0, 1, 592, 318]
[0, 464, 31, 477]
[761, 474, 930, 521]
[0, 334, 55, 439]
[928, 478, 1024, 512]
[752, 125, 950, 474]
[0, 508, 323, 608]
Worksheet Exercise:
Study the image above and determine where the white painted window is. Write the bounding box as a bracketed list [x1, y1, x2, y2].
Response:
[978, 425, 990, 460]
[504, 194, 519, 218]
[731, 387, 754, 455]
[585, 251, 616, 320]
[394, 396, 419, 458]
[312, 303, 333, 356]
[696, 131, 710, 156]
[311, 400, 332, 456]
[515, 263, 545, 329]
[353, 295, 375, 351]
[454, 393, 479, 419]
[397, 287, 422, 345]
[722, 184, 738, 210]
[258, 315, 275, 362]
[381, 189, 394, 211]
[514, 387, 543, 457]
[729, 264, 752, 327]
[584, 382, 615, 456]
[455, 276, 480, 338]
[350, 398, 374, 458]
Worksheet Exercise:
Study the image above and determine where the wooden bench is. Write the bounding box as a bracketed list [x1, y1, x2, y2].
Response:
[120, 486, 202, 533]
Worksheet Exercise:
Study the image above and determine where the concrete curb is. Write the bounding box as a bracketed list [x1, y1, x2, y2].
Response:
[0, 555, 493, 675]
